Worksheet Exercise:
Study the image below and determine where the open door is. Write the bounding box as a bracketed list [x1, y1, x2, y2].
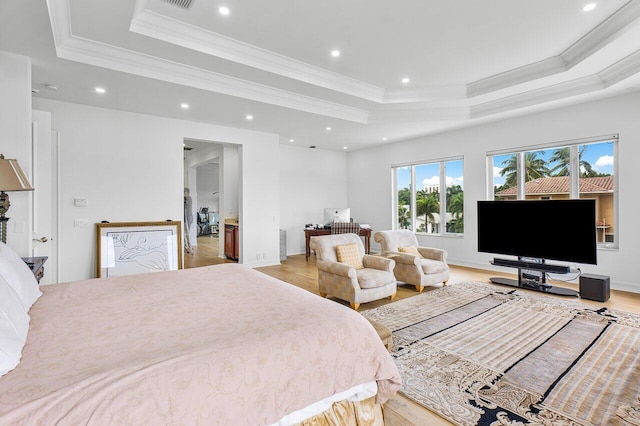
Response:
[31, 110, 57, 284]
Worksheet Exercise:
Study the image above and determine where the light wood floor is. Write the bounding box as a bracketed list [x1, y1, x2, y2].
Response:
[185, 237, 640, 425]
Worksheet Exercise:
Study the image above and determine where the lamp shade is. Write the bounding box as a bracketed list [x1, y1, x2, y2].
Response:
[0, 154, 34, 192]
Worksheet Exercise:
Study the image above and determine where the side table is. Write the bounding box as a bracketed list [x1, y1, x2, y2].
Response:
[22, 256, 48, 284]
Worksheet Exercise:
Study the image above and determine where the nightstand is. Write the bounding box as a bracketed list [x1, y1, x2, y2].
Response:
[22, 256, 48, 284]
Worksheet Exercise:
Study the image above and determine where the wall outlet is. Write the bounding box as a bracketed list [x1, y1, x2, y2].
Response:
[74, 219, 89, 228]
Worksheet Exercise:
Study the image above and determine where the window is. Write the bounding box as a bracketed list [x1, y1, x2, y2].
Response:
[393, 157, 464, 235]
[489, 135, 617, 248]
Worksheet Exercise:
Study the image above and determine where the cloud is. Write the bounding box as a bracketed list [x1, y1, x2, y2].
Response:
[594, 155, 614, 169]
[422, 176, 439, 186]
[446, 175, 463, 186]
[493, 166, 503, 177]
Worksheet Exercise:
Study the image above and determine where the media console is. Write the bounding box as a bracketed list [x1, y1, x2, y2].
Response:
[490, 257, 579, 297]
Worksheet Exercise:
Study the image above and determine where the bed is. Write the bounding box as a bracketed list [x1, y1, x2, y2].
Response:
[0, 243, 401, 425]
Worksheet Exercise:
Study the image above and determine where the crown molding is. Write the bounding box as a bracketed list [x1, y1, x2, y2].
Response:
[43, 0, 640, 128]
[369, 107, 470, 123]
[382, 86, 467, 104]
[471, 76, 604, 118]
[130, 7, 385, 103]
[467, 56, 568, 98]
[468, 0, 640, 97]
[599, 49, 640, 87]
[45, 0, 72, 47]
[55, 36, 370, 123]
[561, 0, 640, 68]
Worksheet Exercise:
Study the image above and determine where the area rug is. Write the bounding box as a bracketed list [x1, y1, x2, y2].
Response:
[362, 282, 640, 426]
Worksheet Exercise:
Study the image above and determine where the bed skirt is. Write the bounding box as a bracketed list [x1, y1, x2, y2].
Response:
[294, 397, 383, 426]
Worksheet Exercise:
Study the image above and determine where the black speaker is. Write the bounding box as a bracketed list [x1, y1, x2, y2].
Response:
[579, 273, 610, 302]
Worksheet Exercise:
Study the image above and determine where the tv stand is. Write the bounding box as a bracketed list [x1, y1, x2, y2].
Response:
[490, 257, 578, 297]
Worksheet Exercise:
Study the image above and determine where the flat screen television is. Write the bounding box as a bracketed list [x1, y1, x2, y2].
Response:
[323, 207, 351, 225]
[477, 199, 597, 265]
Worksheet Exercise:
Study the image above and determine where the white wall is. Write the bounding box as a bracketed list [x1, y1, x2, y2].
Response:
[0, 51, 32, 256]
[33, 98, 280, 282]
[279, 145, 349, 255]
[348, 91, 640, 293]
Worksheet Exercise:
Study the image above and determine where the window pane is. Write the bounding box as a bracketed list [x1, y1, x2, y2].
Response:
[445, 160, 464, 233]
[415, 163, 440, 233]
[523, 149, 554, 199]
[396, 167, 412, 230]
[493, 154, 517, 200]
[578, 141, 615, 245]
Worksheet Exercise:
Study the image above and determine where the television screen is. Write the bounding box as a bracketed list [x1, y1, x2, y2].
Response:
[477, 199, 597, 265]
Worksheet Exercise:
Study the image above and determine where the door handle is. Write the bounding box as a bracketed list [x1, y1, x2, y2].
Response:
[33, 237, 49, 243]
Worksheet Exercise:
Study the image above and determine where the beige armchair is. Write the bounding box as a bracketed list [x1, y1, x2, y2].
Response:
[310, 233, 397, 310]
[374, 230, 449, 292]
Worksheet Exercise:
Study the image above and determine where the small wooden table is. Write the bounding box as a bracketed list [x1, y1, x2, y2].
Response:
[22, 256, 48, 284]
[304, 228, 372, 261]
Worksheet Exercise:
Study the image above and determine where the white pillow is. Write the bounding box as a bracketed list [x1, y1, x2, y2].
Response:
[0, 274, 30, 377]
[0, 242, 42, 311]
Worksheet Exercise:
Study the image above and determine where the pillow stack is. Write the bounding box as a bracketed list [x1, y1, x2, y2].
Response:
[0, 242, 42, 377]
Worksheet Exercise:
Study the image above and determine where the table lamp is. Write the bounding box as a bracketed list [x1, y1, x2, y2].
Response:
[0, 154, 34, 244]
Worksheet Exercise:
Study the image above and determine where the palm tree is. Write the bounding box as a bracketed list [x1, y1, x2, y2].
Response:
[397, 187, 411, 206]
[548, 146, 597, 177]
[416, 192, 439, 233]
[397, 206, 411, 229]
[447, 191, 464, 233]
[500, 152, 550, 187]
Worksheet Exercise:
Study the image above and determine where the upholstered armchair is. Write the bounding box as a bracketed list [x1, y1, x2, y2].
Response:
[310, 233, 397, 310]
[373, 230, 449, 292]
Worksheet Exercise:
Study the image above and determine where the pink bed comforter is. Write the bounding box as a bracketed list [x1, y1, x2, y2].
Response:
[0, 264, 400, 425]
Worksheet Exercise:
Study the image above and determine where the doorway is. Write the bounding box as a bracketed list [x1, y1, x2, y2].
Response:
[183, 139, 239, 267]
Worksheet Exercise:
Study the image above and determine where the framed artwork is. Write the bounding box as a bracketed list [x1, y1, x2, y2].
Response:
[96, 221, 182, 278]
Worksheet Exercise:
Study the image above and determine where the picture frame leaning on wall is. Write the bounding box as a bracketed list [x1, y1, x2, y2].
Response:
[95, 221, 182, 278]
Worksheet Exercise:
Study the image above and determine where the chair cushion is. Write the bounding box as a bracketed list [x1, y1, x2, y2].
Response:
[420, 258, 448, 274]
[356, 268, 393, 289]
[398, 246, 423, 258]
[336, 243, 364, 270]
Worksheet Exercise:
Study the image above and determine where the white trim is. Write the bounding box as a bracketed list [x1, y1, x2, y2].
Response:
[54, 36, 369, 124]
[468, 0, 640, 97]
[129, 7, 385, 103]
[471, 76, 605, 118]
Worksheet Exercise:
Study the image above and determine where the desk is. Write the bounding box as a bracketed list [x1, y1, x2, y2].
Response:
[304, 228, 371, 261]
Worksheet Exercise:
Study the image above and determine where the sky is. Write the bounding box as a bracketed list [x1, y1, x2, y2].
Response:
[396, 159, 463, 191]
[396, 140, 614, 191]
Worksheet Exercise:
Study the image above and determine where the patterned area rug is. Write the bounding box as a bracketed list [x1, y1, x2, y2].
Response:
[362, 282, 640, 426]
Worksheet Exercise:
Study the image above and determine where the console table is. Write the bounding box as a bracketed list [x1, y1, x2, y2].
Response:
[22, 256, 48, 284]
[304, 228, 371, 261]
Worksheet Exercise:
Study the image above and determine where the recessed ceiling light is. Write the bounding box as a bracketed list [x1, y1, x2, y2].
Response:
[382, 137, 388, 141]
[289, 139, 295, 143]
[583, 3, 596, 11]
[326, 127, 332, 131]
[95, 87, 105, 94]
[181, 103, 189, 109]
[219, 6, 230, 15]
[331, 50, 341, 58]
[401, 77, 410, 84]
[343, 146, 348, 150]
[246, 115, 254, 120]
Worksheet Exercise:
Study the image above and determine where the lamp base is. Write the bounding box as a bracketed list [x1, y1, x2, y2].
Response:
[0, 215, 8, 244]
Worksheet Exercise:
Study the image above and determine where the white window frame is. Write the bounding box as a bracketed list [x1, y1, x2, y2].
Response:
[392, 156, 464, 236]
[486, 134, 618, 249]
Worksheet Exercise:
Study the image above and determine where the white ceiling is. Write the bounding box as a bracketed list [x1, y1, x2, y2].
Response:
[2, 0, 640, 151]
